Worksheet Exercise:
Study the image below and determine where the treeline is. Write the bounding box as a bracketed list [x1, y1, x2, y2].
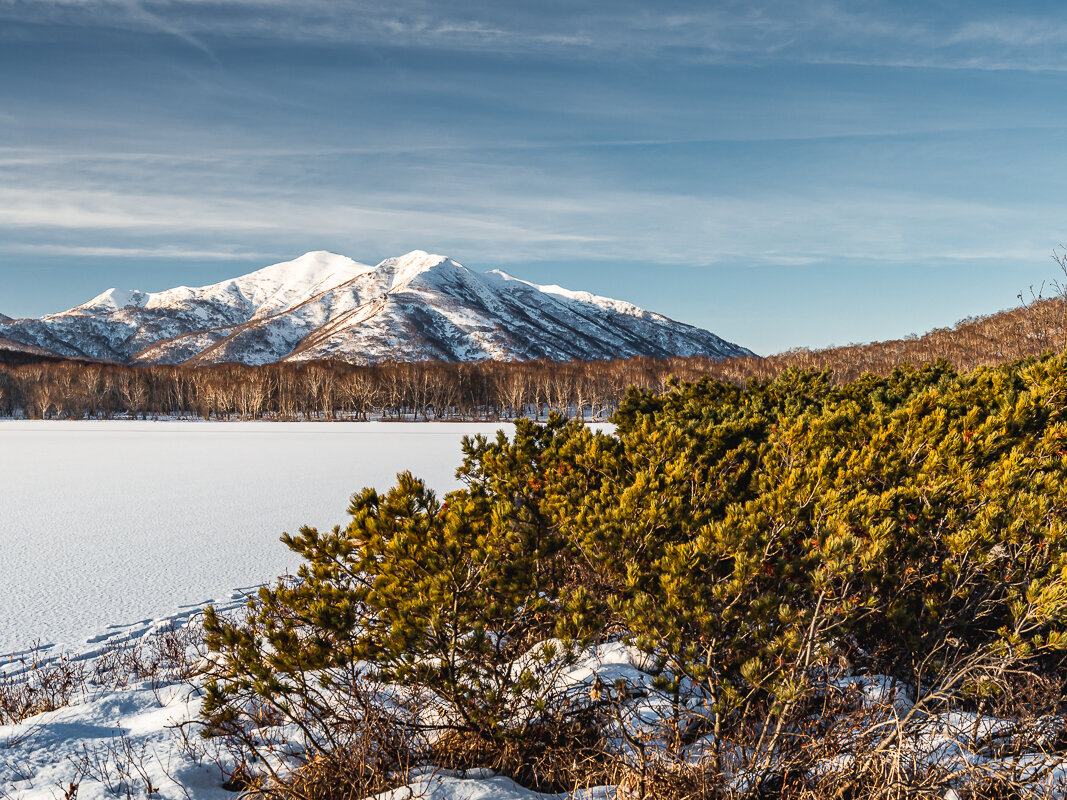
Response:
[0, 358, 703, 421]
[3, 294, 1067, 420]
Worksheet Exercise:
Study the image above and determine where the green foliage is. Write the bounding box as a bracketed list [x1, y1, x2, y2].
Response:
[603, 357, 1067, 738]
[203, 354, 1067, 752]
[203, 418, 596, 743]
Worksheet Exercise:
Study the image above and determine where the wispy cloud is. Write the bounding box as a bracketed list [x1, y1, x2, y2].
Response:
[120, 0, 217, 59]
[0, 176, 1058, 272]
[3, 243, 274, 260]
[4, 0, 1067, 75]
[0, 183, 608, 260]
[946, 18, 1067, 48]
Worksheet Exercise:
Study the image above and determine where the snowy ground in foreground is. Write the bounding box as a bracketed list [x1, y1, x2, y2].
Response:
[0, 617, 633, 800]
[0, 421, 519, 656]
[6, 617, 1067, 800]
[0, 683, 612, 800]
[0, 678, 229, 800]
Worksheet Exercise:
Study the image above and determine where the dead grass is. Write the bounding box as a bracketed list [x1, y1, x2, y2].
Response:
[428, 711, 617, 794]
[0, 644, 88, 724]
[0, 620, 205, 725]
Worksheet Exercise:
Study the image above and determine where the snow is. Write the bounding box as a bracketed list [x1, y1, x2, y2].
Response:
[231, 250, 374, 319]
[60, 252, 371, 324]
[374, 772, 612, 800]
[0, 631, 646, 800]
[0, 421, 508, 657]
[73, 288, 149, 314]
[828, 674, 914, 713]
[484, 270, 649, 317]
[3, 614, 1067, 798]
[242, 250, 371, 290]
[1, 664, 616, 800]
[378, 250, 453, 291]
[5, 250, 752, 364]
[142, 251, 372, 320]
[0, 680, 232, 800]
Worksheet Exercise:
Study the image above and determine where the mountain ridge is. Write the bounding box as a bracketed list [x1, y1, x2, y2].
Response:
[0, 250, 751, 365]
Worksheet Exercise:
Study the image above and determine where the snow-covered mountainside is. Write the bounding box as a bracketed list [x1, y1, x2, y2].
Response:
[0, 312, 11, 323]
[0, 250, 752, 365]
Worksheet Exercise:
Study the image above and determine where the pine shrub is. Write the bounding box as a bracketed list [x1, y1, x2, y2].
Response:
[202, 356, 1067, 796]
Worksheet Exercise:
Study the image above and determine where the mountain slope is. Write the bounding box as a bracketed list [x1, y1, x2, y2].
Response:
[0, 251, 751, 365]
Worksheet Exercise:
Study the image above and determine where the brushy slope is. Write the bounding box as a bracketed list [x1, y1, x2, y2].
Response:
[683, 294, 1067, 384]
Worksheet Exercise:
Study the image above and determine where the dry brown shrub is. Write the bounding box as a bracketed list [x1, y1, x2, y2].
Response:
[614, 762, 724, 800]
[429, 710, 616, 794]
[0, 644, 88, 724]
[251, 748, 406, 800]
[90, 621, 205, 691]
[0, 621, 204, 726]
[232, 717, 419, 800]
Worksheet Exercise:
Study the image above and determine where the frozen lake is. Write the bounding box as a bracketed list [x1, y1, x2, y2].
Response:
[0, 420, 512, 655]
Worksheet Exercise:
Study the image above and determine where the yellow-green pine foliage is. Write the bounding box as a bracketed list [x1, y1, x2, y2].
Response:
[204, 355, 1067, 743]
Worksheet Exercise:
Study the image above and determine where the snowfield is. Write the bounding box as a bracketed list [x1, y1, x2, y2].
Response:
[0, 420, 509, 657]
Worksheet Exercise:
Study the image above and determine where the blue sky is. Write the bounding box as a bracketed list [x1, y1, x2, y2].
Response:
[3, 1, 1067, 354]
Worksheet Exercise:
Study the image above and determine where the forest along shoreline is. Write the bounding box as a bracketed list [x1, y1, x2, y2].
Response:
[3, 291, 1066, 421]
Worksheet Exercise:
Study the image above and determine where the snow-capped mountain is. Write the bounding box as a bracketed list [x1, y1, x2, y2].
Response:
[0, 312, 11, 323]
[0, 250, 751, 365]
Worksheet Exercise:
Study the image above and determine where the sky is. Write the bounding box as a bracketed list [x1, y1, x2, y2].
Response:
[3, 1, 1067, 355]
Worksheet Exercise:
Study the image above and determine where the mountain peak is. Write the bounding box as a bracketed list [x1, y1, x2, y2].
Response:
[374, 250, 459, 290]
[386, 249, 452, 270]
[243, 251, 371, 287]
[1, 249, 751, 365]
[75, 288, 149, 314]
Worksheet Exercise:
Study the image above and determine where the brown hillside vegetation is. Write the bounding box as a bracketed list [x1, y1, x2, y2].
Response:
[692, 294, 1067, 385]
[1, 295, 1065, 420]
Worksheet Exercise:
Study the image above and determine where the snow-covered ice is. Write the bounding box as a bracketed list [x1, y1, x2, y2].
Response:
[0, 420, 507, 656]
